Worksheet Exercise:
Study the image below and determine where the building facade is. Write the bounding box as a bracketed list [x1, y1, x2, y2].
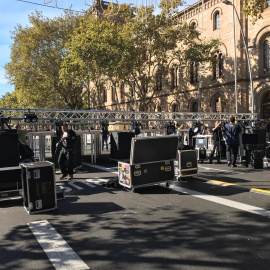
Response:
[102, 0, 270, 119]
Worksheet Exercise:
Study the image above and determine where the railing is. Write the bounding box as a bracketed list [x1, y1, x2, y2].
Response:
[25, 130, 102, 164]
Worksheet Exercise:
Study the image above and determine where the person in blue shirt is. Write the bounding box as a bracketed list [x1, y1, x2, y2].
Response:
[222, 116, 243, 167]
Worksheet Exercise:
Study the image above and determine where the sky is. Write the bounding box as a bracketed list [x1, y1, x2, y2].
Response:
[0, 0, 198, 100]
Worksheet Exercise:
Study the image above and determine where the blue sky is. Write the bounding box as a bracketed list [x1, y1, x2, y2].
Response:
[0, 0, 198, 100]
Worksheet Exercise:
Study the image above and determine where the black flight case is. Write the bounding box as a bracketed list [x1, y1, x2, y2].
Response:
[174, 149, 198, 180]
[21, 161, 57, 214]
[118, 135, 179, 189]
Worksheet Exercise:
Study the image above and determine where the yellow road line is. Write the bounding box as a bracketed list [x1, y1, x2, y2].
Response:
[195, 176, 270, 195]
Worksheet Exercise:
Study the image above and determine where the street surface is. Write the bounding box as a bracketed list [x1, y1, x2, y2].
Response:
[1, 161, 270, 270]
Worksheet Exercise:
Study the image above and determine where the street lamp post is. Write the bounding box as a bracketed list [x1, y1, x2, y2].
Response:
[232, 0, 238, 113]
[222, 0, 254, 114]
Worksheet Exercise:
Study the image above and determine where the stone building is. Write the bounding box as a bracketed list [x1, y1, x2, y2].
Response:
[102, 0, 270, 119]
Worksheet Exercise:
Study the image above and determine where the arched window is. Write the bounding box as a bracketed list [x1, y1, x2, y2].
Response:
[111, 86, 116, 102]
[218, 53, 223, 77]
[120, 83, 125, 100]
[103, 89, 107, 102]
[174, 67, 179, 87]
[214, 12, 220, 30]
[190, 63, 194, 83]
[215, 98, 222, 112]
[190, 22, 197, 30]
[155, 68, 162, 91]
[212, 55, 217, 79]
[156, 105, 162, 112]
[263, 39, 270, 74]
[190, 63, 199, 84]
[173, 104, 179, 112]
[262, 91, 270, 119]
[192, 102, 198, 112]
[171, 66, 179, 88]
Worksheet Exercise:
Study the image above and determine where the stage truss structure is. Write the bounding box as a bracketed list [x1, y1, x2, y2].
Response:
[0, 108, 258, 123]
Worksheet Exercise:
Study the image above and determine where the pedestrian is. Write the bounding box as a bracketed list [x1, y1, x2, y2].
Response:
[188, 123, 195, 146]
[102, 122, 109, 151]
[222, 116, 243, 167]
[58, 123, 76, 180]
[209, 121, 222, 164]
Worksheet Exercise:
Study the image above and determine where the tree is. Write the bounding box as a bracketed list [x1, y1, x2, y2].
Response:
[243, 0, 268, 24]
[4, 11, 83, 109]
[63, 7, 136, 110]
[0, 92, 19, 108]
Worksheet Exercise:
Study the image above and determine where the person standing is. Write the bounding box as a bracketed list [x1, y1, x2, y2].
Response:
[58, 123, 76, 180]
[209, 121, 222, 164]
[102, 122, 109, 151]
[188, 123, 195, 146]
[222, 116, 243, 167]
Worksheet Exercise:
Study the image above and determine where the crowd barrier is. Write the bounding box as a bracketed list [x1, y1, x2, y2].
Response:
[26, 130, 102, 164]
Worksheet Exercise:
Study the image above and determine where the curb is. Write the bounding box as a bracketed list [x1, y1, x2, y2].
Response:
[194, 175, 270, 196]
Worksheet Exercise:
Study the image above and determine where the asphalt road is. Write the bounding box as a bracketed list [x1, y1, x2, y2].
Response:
[1, 162, 270, 270]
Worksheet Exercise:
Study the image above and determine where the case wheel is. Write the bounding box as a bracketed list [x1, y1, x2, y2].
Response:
[166, 182, 170, 187]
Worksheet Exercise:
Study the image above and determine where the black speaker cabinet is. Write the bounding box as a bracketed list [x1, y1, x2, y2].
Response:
[110, 132, 135, 160]
[21, 161, 57, 214]
[0, 166, 21, 191]
[175, 150, 198, 178]
[253, 128, 266, 145]
[196, 148, 207, 161]
[0, 130, 19, 168]
[253, 159, 263, 169]
[252, 150, 265, 160]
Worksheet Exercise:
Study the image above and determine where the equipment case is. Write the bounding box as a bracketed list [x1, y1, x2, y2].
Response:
[118, 136, 179, 189]
[0, 166, 21, 190]
[174, 150, 198, 179]
[196, 148, 207, 162]
[21, 161, 57, 214]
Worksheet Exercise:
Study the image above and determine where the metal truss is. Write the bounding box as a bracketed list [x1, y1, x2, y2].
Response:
[0, 108, 258, 122]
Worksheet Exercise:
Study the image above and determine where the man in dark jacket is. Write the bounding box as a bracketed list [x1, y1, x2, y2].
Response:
[58, 123, 76, 180]
[222, 116, 243, 167]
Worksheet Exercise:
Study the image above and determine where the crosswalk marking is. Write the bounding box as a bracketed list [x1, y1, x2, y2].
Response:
[28, 220, 89, 270]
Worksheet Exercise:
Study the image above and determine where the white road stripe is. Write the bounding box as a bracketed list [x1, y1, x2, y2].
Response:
[86, 179, 107, 185]
[198, 166, 244, 174]
[28, 220, 89, 270]
[84, 164, 270, 218]
[68, 180, 96, 189]
[170, 185, 270, 219]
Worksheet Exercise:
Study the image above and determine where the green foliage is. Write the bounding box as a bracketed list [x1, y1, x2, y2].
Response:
[243, 0, 266, 24]
[0, 92, 19, 108]
[2, 2, 221, 111]
[4, 11, 83, 109]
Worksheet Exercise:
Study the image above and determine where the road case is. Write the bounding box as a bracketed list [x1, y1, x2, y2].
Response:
[196, 148, 207, 162]
[0, 166, 21, 190]
[174, 150, 198, 179]
[21, 161, 57, 214]
[56, 186, 65, 200]
[118, 136, 179, 189]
